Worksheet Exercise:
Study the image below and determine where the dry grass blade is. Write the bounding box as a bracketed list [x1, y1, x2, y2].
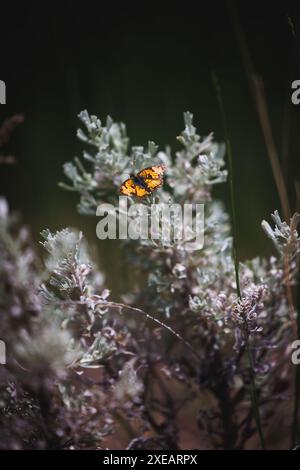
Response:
[227, 1, 290, 221]
[251, 76, 291, 221]
[228, 1, 300, 447]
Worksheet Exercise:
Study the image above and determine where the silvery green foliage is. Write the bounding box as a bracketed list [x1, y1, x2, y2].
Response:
[60, 111, 300, 449]
[168, 112, 227, 200]
[39, 228, 136, 368]
[262, 211, 300, 253]
[62, 110, 160, 213]
[262, 211, 300, 280]
[62, 110, 227, 213]
[62, 111, 230, 313]
[40, 228, 101, 303]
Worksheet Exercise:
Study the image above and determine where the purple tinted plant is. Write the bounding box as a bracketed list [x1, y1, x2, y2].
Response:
[0, 112, 299, 449]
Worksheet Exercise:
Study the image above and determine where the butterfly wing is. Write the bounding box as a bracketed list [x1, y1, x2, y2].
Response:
[120, 177, 138, 196]
[137, 164, 166, 180]
[120, 177, 151, 197]
[137, 164, 166, 193]
[135, 185, 152, 197]
[120, 165, 166, 198]
[142, 178, 163, 191]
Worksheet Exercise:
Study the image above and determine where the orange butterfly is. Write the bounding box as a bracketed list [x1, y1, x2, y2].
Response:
[120, 164, 166, 198]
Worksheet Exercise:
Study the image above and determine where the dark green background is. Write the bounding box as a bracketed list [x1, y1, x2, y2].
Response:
[1, 1, 300, 292]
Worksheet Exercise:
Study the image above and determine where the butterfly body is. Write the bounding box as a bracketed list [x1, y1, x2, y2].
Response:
[120, 164, 166, 198]
[132, 175, 148, 189]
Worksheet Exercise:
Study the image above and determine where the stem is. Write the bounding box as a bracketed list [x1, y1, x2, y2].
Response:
[47, 299, 201, 361]
[105, 301, 200, 359]
[212, 71, 265, 450]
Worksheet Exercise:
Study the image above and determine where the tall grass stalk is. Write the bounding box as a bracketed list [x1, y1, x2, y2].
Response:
[212, 72, 266, 450]
[227, 1, 290, 221]
[227, 3, 300, 447]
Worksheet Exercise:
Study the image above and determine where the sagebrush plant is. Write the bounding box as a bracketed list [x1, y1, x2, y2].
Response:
[0, 111, 299, 449]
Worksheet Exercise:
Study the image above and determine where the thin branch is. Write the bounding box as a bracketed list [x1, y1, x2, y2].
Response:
[212, 71, 265, 449]
[46, 299, 201, 360]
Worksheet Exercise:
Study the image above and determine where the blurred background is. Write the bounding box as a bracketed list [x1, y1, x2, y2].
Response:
[0, 0, 300, 293]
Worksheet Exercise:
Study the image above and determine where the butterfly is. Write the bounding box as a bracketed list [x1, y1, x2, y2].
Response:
[120, 164, 166, 198]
